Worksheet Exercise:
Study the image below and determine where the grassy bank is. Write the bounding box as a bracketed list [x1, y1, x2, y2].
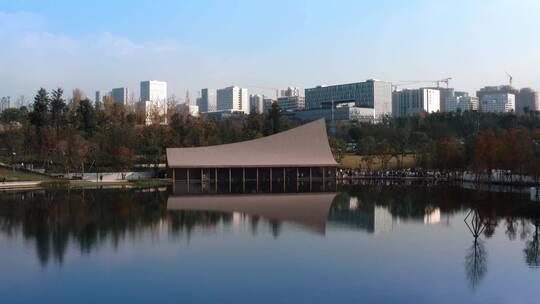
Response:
[0, 167, 54, 182]
[340, 154, 416, 170]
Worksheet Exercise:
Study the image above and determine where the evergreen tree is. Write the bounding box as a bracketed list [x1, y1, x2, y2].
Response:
[50, 88, 66, 136]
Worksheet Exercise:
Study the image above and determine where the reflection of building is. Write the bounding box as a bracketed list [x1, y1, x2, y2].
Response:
[424, 208, 441, 225]
[167, 193, 337, 234]
[374, 206, 395, 235]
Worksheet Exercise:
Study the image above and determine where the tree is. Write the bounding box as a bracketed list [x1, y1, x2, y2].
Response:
[74, 99, 97, 138]
[30, 88, 50, 131]
[434, 138, 465, 173]
[474, 129, 503, 180]
[267, 103, 281, 134]
[50, 88, 66, 136]
[375, 140, 393, 170]
[358, 136, 376, 170]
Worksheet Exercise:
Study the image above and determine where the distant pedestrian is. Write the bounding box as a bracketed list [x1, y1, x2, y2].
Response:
[100, 175, 103, 182]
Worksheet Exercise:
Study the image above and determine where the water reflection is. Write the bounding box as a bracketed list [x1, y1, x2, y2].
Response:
[1, 184, 540, 282]
[464, 209, 488, 290]
[167, 193, 337, 234]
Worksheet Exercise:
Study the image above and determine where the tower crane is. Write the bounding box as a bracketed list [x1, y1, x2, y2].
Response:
[391, 77, 453, 91]
[505, 71, 513, 87]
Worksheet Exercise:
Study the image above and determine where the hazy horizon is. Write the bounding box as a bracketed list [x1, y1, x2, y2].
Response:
[1, 0, 540, 102]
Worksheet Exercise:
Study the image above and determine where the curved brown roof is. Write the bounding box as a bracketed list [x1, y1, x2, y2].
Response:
[167, 119, 337, 168]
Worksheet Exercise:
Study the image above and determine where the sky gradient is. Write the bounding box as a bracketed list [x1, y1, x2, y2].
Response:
[1, 0, 539, 102]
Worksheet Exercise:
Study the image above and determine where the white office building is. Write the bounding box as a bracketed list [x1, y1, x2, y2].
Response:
[278, 87, 301, 98]
[200, 88, 217, 113]
[445, 96, 479, 112]
[277, 96, 305, 112]
[392, 88, 440, 117]
[111, 87, 129, 105]
[305, 79, 392, 118]
[217, 86, 249, 114]
[140, 80, 167, 125]
[250, 94, 265, 114]
[480, 93, 515, 113]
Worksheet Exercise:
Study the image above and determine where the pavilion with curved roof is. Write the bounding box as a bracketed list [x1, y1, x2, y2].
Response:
[166, 119, 338, 193]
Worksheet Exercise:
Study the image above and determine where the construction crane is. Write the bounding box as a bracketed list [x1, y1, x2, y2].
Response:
[505, 71, 513, 87]
[391, 77, 452, 91]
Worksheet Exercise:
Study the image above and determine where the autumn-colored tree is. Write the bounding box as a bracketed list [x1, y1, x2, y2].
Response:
[434, 138, 465, 172]
[474, 129, 503, 179]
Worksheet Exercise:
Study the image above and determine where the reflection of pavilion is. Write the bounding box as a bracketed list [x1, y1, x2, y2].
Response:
[167, 193, 338, 234]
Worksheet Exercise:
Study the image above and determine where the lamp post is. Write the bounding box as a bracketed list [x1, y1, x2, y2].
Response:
[11, 152, 16, 175]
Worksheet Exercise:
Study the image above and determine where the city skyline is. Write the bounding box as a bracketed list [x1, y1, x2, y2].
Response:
[1, 0, 540, 100]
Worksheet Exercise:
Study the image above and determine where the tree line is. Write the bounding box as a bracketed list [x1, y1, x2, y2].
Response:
[332, 111, 540, 179]
[0, 88, 291, 173]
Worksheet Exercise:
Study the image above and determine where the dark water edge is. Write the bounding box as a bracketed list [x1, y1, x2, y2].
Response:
[0, 184, 539, 304]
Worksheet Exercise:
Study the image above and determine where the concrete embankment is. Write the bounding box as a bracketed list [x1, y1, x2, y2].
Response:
[0, 181, 42, 190]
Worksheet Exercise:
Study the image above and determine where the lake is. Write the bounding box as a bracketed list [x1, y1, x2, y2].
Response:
[0, 183, 539, 303]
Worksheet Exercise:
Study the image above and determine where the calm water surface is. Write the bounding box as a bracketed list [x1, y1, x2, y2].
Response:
[0, 184, 539, 304]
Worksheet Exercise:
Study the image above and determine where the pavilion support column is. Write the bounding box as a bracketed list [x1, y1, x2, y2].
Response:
[283, 168, 286, 191]
[172, 169, 176, 193]
[242, 168, 246, 193]
[256, 168, 259, 193]
[322, 167, 326, 192]
[309, 167, 312, 192]
[296, 168, 299, 192]
[229, 168, 232, 193]
[270, 168, 273, 193]
[215, 168, 218, 192]
[201, 168, 204, 183]
[187, 169, 190, 193]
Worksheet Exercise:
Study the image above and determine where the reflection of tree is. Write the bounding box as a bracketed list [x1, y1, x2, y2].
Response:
[0, 189, 168, 267]
[524, 218, 540, 268]
[464, 209, 488, 290]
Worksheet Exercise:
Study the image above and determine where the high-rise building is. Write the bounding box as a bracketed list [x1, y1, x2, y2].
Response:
[392, 88, 441, 117]
[0, 96, 10, 112]
[95, 90, 110, 105]
[263, 98, 276, 113]
[200, 88, 217, 113]
[305, 79, 392, 118]
[217, 86, 249, 114]
[278, 87, 301, 98]
[480, 93, 515, 113]
[445, 96, 479, 112]
[111, 87, 129, 105]
[249, 94, 265, 114]
[517, 88, 539, 113]
[277, 96, 305, 112]
[140, 80, 167, 125]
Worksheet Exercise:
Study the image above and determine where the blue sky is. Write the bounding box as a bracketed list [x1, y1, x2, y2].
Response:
[1, 0, 539, 102]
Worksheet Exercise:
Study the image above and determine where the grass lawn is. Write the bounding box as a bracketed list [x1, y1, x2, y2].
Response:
[340, 154, 417, 170]
[0, 166, 54, 182]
